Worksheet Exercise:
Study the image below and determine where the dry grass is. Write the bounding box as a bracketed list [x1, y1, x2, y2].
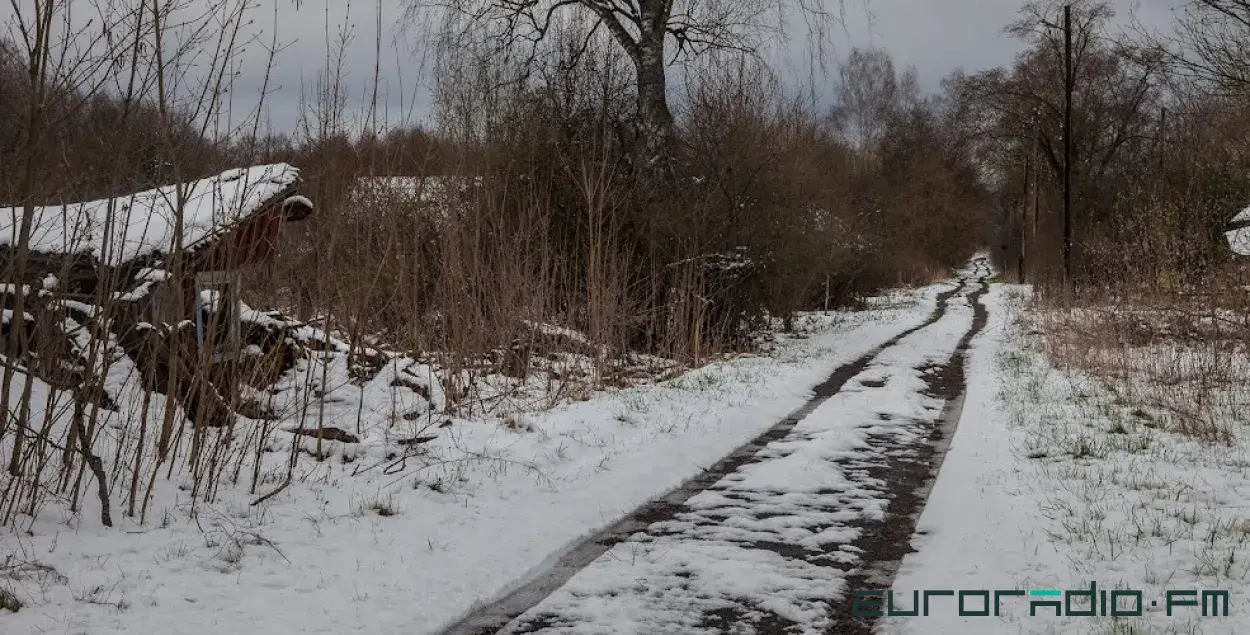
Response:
[1031, 286, 1250, 443]
[0, 5, 988, 532]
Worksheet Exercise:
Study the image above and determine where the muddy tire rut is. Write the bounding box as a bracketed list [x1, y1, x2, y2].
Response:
[825, 265, 990, 635]
[441, 259, 992, 635]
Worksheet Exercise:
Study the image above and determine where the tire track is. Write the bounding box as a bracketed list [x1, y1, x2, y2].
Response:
[441, 258, 991, 635]
[825, 262, 991, 635]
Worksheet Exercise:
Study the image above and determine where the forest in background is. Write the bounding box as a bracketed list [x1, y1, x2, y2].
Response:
[0, 0, 1248, 528]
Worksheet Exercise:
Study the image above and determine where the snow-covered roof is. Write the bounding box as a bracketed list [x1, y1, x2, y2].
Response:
[351, 175, 479, 203]
[0, 164, 302, 266]
[1227, 206, 1250, 256]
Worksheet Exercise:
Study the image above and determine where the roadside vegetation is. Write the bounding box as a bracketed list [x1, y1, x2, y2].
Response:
[976, 0, 1250, 401]
[5, 0, 1250, 629]
[972, 2, 1250, 631]
[0, 0, 987, 544]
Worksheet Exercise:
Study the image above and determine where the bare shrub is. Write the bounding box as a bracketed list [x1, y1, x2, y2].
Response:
[0, 0, 991, 534]
[1033, 289, 1250, 443]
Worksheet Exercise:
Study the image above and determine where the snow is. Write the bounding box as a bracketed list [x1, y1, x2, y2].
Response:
[198, 289, 222, 311]
[878, 284, 1053, 635]
[521, 320, 593, 345]
[1227, 205, 1250, 255]
[1, 309, 33, 323]
[11, 259, 1239, 635]
[55, 299, 99, 317]
[112, 268, 171, 301]
[136, 268, 170, 282]
[1229, 206, 1250, 224]
[494, 274, 981, 634]
[882, 284, 1250, 634]
[283, 194, 314, 210]
[0, 164, 300, 266]
[351, 175, 478, 205]
[239, 302, 292, 329]
[0, 280, 951, 635]
[113, 282, 155, 302]
[1226, 227, 1250, 255]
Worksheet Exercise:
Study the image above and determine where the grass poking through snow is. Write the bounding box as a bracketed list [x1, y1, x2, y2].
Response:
[996, 286, 1250, 633]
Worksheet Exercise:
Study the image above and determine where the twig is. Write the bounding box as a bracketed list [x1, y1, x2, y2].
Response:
[249, 477, 290, 507]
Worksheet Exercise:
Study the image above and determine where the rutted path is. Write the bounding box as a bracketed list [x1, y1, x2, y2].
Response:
[442, 258, 992, 635]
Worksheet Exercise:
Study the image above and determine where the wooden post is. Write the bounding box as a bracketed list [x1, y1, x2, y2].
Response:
[1019, 146, 1030, 284]
[1062, 3, 1074, 298]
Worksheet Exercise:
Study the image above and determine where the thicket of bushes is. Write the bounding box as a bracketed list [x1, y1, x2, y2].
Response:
[971, 0, 1250, 444]
[0, 2, 990, 527]
[974, 0, 1250, 296]
[241, 54, 990, 368]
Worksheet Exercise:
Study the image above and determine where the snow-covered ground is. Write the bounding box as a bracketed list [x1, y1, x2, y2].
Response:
[1, 282, 950, 635]
[494, 271, 982, 634]
[883, 285, 1246, 635]
[16, 269, 1243, 635]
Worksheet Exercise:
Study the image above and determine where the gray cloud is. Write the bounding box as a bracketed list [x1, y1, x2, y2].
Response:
[830, 0, 1177, 89]
[221, 0, 430, 136]
[2, 0, 1187, 133]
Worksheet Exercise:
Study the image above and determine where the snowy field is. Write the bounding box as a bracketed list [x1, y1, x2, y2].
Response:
[17, 272, 1237, 635]
[883, 285, 1247, 635]
[1, 282, 949, 635]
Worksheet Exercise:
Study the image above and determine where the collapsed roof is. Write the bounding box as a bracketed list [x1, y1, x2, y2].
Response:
[1227, 206, 1250, 256]
[0, 164, 310, 268]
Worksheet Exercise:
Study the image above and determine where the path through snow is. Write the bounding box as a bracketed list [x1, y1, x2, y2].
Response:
[447, 258, 993, 634]
[2, 264, 959, 635]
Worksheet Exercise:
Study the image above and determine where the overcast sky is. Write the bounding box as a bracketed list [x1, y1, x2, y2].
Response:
[840, 0, 1172, 82]
[3, 0, 1181, 134]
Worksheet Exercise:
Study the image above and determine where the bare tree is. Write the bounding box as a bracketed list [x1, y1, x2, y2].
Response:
[1140, 0, 1250, 93]
[407, 0, 840, 164]
[831, 47, 918, 156]
[955, 0, 1163, 286]
[961, 2, 1160, 202]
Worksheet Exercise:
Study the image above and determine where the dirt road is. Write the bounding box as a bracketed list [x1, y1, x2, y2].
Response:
[443, 259, 992, 635]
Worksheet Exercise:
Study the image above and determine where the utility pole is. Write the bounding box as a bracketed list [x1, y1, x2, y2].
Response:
[1019, 146, 1029, 284]
[1033, 128, 1041, 238]
[1158, 106, 1167, 170]
[1062, 3, 1074, 298]
[1033, 108, 1041, 240]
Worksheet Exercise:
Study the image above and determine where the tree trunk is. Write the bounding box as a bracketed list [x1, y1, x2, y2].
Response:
[634, 16, 674, 166]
